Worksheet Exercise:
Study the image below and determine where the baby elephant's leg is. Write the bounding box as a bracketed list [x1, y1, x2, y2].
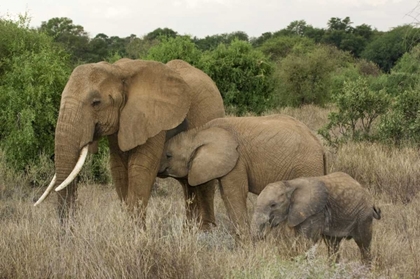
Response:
[352, 215, 375, 265]
[354, 223, 374, 265]
[323, 235, 343, 263]
[297, 212, 325, 255]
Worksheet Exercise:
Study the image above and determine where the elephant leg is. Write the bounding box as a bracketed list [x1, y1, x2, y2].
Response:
[126, 131, 166, 224]
[180, 179, 216, 231]
[195, 180, 216, 230]
[354, 222, 373, 265]
[219, 162, 249, 238]
[108, 134, 129, 201]
[323, 235, 343, 263]
[56, 180, 78, 226]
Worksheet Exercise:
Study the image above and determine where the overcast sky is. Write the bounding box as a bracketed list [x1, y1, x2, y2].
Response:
[2, 0, 420, 38]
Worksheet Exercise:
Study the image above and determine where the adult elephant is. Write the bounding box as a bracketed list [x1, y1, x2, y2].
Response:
[35, 59, 225, 229]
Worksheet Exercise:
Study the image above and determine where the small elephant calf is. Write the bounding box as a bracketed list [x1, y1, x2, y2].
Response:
[252, 172, 381, 264]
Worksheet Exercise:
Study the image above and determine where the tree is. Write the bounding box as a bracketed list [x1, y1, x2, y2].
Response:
[194, 31, 249, 51]
[275, 45, 352, 107]
[200, 40, 275, 115]
[86, 33, 110, 62]
[250, 32, 273, 47]
[361, 25, 420, 72]
[39, 17, 90, 63]
[322, 17, 373, 57]
[257, 35, 315, 61]
[146, 35, 201, 65]
[327, 17, 354, 32]
[0, 17, 72, 170]
[145, 27, 178, 41]
[125, 35, 159, 59]
[280, 20, 310, 36]
[319, 77, 391, 147]
[378, 44, 420, 95]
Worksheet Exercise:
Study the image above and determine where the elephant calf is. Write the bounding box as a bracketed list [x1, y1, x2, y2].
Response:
[159, 114, 326, 236]
[252, 172, 381, 264]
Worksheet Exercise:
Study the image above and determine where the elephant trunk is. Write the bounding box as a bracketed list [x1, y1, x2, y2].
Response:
[54, 102, 94, 219]
[34, 100, 94, 211]
[251, 212, 270, 241]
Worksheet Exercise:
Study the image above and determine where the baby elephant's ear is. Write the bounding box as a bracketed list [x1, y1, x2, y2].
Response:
[287, 179, 328, 227]
[188, 127, 239, 186]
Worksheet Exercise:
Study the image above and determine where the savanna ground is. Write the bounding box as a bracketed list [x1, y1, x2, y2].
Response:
[0, 105, 419, 278]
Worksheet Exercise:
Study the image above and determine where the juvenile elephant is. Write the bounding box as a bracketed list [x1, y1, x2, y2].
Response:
[159, 114, 326, 234]
[252, 172, 381, 264]
[34, 59, 225, 228]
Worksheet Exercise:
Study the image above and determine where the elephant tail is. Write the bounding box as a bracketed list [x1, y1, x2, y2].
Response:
[373, 206, 381, 220]
[323, 153, 327, 175]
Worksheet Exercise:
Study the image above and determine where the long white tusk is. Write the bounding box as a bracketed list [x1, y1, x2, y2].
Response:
[54, 145, 89, 192]
[34, 174, 57, 206]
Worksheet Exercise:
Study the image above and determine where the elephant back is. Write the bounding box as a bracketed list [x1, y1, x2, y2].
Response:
[166, 60, 225, 128]
[207, 114, 326, 193]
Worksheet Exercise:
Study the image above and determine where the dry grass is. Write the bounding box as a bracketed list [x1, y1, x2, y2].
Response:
[1, 105, 419, 278]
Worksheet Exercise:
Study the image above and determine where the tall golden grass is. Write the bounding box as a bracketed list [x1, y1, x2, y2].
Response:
[1, 105, 419, 278]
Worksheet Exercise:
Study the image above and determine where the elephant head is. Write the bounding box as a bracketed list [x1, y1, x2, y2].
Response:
[35, 59, 192, 205]
[252, 179, 328, 238]
[159, 126, 239, 186]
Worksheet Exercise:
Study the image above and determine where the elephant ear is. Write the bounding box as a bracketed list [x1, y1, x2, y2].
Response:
[287, 179, 328, 227]
[188, 127, 239, 186]
[117, 60, 191, 151]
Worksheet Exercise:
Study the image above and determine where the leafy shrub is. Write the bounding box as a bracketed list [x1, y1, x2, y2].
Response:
[330, 59, 382, 98]
[379, 44, 420, 96]
[319, 77, 391, 147]
[275, 45, 351, 107]
[378, 88, 420, 145]
[356, 59, 381, 77]
[361, 25, 420, 72]
[257, 35, 316, 61]
[0, 17, 72, 171]
[79, 139, 111, 185]
[146, 36, 202, 66]
[200, 39, 275, 115]
[329, 65, 361, 96]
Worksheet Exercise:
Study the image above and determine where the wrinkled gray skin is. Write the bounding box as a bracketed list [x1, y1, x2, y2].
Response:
[159, 114, 326, 236]
[44, 58, 224, 228]
[252, 172, 381, 264]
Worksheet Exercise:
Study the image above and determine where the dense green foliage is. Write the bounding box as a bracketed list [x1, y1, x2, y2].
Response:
[146, 36, 202, 65]
[0, 17, 72, 170]
[275, 45, 352, 107]
[319, 78, 391, 146]
[257, 36, 316, 61]
[378, 88, 420, 145]
[200, 40, 275, 115]
[361, 25, 420, 72]
[193, 31, 249, 51]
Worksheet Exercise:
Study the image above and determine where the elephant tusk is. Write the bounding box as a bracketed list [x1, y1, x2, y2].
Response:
[33, 174, 57, 206]
[54, 145, 89, 192]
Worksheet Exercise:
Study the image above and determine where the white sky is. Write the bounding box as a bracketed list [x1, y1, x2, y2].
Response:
[1, 0, 419, 38]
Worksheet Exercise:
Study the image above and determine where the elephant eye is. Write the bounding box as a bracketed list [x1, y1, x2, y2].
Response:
[92, 99, 101, 107]
[166, 152, 172, 159]
[270, 202, 276, 208]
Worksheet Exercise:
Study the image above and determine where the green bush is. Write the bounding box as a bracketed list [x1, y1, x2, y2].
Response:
[200, 39, 275, 115]
[146, 36, 202, 66]
[275, 45, 351, 107]
[257, 35, 316, 61]
[378, 88, 420, 145]
[379, 44, 420, 96]
[0, 17, 72, 171]
[319, 77, 391, 147]
[361, 25, 420, 72]
[330, 59, 382, 97]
